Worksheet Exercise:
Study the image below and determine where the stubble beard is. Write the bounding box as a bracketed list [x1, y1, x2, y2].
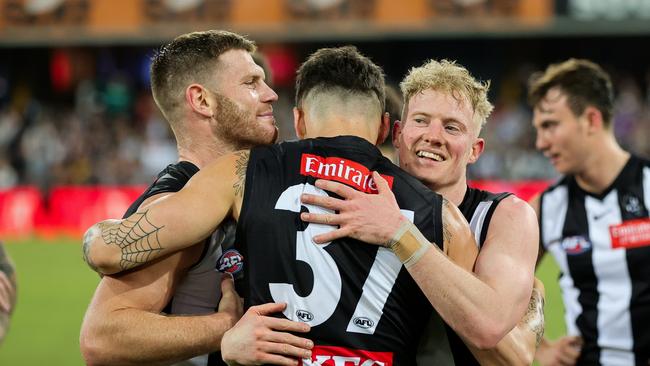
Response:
[212, 93, 278, 150]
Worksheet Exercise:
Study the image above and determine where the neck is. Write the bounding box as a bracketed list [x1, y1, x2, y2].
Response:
[305, 117, 379, 145]
[426, 176, 469, 206]
[574, 133, 630, 194]
[176, 131, 235, 169]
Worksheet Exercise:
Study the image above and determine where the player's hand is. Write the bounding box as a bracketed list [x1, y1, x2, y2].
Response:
[0, 271, 15, 314]
[300, 172, 408, 245]
[535, 336, 582, 366]
[217, 273, 243, 323]
[221, 302, 313, 366]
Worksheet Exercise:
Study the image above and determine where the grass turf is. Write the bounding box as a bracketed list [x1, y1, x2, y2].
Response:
[0, 239, 566, 365]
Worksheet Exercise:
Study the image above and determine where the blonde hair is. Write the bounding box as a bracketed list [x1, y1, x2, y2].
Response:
[400, 59, 493, 131]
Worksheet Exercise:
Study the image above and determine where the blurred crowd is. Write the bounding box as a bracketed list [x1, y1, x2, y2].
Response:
[0, 51, 649, 191]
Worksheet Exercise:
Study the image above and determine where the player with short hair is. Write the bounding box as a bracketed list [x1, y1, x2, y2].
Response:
[80, 30, 312, 366]
[529, 59, 650, 366]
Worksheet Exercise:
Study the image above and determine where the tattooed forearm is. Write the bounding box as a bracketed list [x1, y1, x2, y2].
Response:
[521, 286, 545, 347]
[233, 150, 249, 198]
[97, 211, 165, 271]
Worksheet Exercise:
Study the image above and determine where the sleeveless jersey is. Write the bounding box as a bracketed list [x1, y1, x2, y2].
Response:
[416, 187, 510, 365]
[124, 161, 236, 366]
[539, 155, 650, 366]
[236, 136, 446, 366]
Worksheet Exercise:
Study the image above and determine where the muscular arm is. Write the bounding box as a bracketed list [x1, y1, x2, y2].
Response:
[406, 197, 537, 348]
[300, 174, 538, 349]
[0, 243, 17, 343]
[83, 151, 248, 275]
[80, 245, 240, 366]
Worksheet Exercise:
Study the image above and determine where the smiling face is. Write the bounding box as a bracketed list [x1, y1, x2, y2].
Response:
[394, 88, 484, 192]
[532, 87, 591, 175]
[209, 49, 279, 148]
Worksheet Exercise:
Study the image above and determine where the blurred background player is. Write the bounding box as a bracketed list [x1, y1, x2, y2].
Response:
[300, 59, 542, 365]
[0, 242, 16, 345]
[80, 30, 312, 366]
[530, 59, 650, 366]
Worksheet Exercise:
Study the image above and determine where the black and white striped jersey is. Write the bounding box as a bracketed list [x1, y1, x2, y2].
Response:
[237, 136, 446, 366]
[416, 187, 510, 366]
[539, 155, 650, 366]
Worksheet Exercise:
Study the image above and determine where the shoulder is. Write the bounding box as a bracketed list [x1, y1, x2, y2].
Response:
[492, 195, 538, 232]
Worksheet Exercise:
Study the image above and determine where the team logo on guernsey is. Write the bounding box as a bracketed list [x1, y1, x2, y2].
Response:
[623, 194, 643, 216]
[560, 235, 592, 255]
[217, 249, 244, 274]
[300, 154, 394, 194]
[301, 345, 393, 366]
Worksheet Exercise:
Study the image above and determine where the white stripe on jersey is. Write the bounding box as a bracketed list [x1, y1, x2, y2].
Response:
[586, 193, 634, 356]
[468, 201, 492, 248]
[542, 185, 583, 337]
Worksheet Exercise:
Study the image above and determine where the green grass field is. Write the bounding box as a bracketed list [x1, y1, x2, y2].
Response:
[0, 239, 566, 365]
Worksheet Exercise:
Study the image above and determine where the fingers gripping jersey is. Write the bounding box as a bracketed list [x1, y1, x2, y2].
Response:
[235, 136, 446, 366]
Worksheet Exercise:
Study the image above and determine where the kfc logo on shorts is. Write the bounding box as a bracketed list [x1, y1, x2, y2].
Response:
[610, 218, 650, 249]
[560, 235, 592, 255]
[217, 249, 244, 274]
[301, 345, 392, 366]
[300, 154, 394, 194]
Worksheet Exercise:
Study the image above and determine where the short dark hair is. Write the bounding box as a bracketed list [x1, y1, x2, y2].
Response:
[150, 30, 256, 121]
[295, 46, 385, 111]
[528, 59, 614, 126]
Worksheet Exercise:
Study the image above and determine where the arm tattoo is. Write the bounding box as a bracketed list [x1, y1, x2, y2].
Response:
[233, 151, 249, 198]
[442, 198, 453, 249]
[98, 211, 165, 271]
[521, 287, 545, 347]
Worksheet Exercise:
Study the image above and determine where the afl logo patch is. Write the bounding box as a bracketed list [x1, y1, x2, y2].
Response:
[561, 235, 592, 255]
[296, 309, 314, 322]
[217, 249, 244, 274]
[353, 317, 374, 329]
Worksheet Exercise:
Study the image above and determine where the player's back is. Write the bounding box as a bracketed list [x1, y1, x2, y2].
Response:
[236, 135, 446, 366]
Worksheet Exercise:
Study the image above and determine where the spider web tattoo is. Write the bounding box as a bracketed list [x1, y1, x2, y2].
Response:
[99, 211, 165, 271]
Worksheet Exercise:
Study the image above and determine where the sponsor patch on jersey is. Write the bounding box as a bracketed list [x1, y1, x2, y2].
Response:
[300, 153, 394, 194]
[301, 345, 393, 366]
[217, 249, 244, 274]
[610, 217, 650, 249]
[560, 235, 592, 255]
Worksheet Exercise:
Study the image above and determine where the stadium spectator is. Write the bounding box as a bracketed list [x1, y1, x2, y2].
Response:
[529, 59, 650, 366]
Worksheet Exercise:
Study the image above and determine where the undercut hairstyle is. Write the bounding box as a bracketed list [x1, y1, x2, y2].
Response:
[150, 30, 256, 122]
[400, 59, 493, 131]
[295, 46, 386, 113]
[528, 58, 614, 126]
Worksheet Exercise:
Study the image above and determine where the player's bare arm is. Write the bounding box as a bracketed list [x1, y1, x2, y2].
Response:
[0, 243, 16, 343]
[300, 173, 539, 349]
[83, 151, 249, 275]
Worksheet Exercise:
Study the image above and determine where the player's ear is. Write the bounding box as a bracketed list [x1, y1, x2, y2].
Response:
[583, 105, 605, 134]
[376, 112, 390, 145]
[392, 120, 402, 149]
[186, 84, 213, 118]
[468, 137, 485, 165]
[293, 107, 306, 139]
